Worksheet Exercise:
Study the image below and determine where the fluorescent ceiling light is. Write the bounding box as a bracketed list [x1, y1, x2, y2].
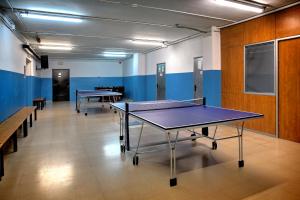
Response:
[103, 52, 127, 55]
[20, 13, 82, 23]
[102, 54, 127, 58]
[102, 52, 128, 58]
[39, 46, 73, 50]
[131, 40, 166, 47]
[215, 0, 264, 13]
[40, 42, 72, 46]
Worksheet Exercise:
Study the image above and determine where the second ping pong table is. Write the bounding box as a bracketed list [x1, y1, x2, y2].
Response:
[76, 90, 122, 115]
[111, 98, 263, 186]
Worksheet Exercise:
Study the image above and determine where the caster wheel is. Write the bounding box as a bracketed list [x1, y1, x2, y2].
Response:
[120, 145, 126, 153]
[133, 155, 139, 166]
[114, 110, 117, 114]
[191, 133, 196, 141]
[238, 160, 244, 168]
[170, 178, 177, 187]
[212, 141, 217, 150]
[119, 135, 124, 141]
[85, 113, 87, 116]
[77, 110, 80, 113]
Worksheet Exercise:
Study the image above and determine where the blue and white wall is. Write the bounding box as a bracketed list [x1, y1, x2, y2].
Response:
[0, 21, 41, 122]
[123, 53, 147, 101]
[123, 27, 221, 106]
[40, 59, 123, 101]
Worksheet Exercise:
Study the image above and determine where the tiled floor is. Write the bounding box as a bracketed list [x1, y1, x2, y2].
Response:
[0, 102, 299, 200]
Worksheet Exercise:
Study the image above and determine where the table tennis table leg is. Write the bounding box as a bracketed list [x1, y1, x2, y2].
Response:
[167, 131, 179, 187]
[237, 122, 245, 167]
[119, 112, 124, 141]
[133, 123, 144, 166]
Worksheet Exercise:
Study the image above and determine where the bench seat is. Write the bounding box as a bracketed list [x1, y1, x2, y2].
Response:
[0, 106, 37, 180]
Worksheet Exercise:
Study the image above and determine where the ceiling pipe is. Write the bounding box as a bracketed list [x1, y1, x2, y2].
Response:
[175, 24, 208, 34]
[6, 7, 176, 28]
[98, 0, 236, 23]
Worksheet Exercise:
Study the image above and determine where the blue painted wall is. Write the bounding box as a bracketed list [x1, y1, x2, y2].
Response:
[145, 75, 156, 101]
[123, 76, 146, 101]
[166, 72, 194, 100]
[41, 77, 124, 102]
[203, 70, 221, 107]
[41, 78, 52, 101]
[0, 69, 41, 122]
[70, 77, 123, 101]
[128, 71, 221, 106]
[39, 70, 221, 106]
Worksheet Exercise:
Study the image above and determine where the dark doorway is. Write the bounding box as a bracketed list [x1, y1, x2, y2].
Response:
[156, 63, 166, 100]
[52, 69, 70, 101]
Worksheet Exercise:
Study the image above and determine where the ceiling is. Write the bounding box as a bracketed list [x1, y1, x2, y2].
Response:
[0, 0, 298, 59]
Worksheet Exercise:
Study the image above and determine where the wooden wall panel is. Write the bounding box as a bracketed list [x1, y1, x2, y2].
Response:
[221, 24, 244, 47]
[244, 14, 275, 44]
[276, 5, 300, 38]
[278, 38, 300, 142]
[221, 46, 244, 94]
[221, 15, 276, 135]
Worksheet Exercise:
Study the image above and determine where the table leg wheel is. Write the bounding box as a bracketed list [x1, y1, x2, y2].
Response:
[133, 155, 139, 166]
[119, 135, 124, 141]
[170, 178, 177, 187]
[212, 141, 217, 150]
[85, 113, 88, 116]
[120, 145, 126, 153]
[191, 133, 196, 141]
[238, 160, 244, 168]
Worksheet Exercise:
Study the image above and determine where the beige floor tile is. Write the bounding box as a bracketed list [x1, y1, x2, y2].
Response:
[0, 102, 299, 200]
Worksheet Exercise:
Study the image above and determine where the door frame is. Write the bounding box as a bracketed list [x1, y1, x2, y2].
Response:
[52, 69, 70, 101]
[156, 62, 166, 100]
[275, 34, 300, 139]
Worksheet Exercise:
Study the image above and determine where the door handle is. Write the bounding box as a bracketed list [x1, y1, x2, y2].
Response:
[194, 85, 197, 91]
[157, 84, 159, 89]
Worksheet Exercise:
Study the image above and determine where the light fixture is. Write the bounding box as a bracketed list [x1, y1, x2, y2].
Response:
[215, 0, 264, 13]
[102, 52, 128, 58]
[39, 46, 73, 50]
[40, 42, 72, 46]
[20, 13, 82, 23]
[131, 40, 167, 47]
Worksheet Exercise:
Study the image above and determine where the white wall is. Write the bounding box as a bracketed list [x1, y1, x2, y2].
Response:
[145, 36, 216, 75]
[123, 53, 146, 77]
[40, 59, 123, 78]
[0, 21, 39, 76]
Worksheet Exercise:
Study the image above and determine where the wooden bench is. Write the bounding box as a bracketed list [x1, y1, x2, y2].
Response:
[33, 97, 46, 110]
[0, 106, 37, 181]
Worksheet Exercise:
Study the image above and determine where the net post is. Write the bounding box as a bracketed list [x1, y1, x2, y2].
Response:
[202, 97, 208, 136]
[125, 102, 130, 151]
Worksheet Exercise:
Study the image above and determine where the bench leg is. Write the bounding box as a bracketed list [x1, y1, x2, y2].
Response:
[34, 109, 37, 121]
[0, 147, 4, 181]
[30, 114, 33, 127]
[13, 131, 18, 152]
[23, 119, 28, 137]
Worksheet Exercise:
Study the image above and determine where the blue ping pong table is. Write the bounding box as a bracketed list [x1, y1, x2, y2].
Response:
[111, 98, 263, 187]
[76, 90, 122, 115]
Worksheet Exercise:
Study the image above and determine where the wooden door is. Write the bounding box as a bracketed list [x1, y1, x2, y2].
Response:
[278, 38, 300, 142]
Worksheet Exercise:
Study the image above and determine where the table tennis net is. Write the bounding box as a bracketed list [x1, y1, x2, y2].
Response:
[127, 98, 205, 112]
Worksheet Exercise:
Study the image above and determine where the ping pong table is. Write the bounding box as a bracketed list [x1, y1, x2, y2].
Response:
[111, 98, 263, 187]
[76, 89, 122, 115]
